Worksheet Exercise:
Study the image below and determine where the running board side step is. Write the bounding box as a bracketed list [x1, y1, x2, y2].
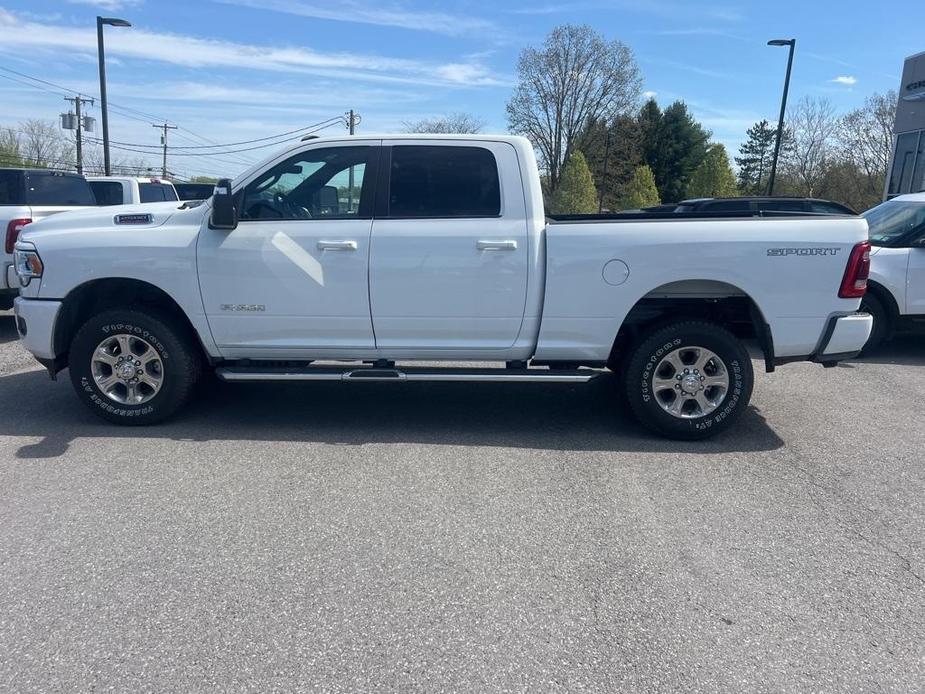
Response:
[215, 365, 600, 383]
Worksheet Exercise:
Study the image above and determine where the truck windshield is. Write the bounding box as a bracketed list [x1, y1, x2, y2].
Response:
[863, 201, 925, 246]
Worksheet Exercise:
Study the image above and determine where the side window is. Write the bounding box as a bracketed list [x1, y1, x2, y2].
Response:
[240, 146, 373, 221]
[90, 181, 124, 206]
[388, 145, 500, 218]
[24, 172, 96, 206]
[757, 199, 804, 212]
[808, 201, 850, 215]
[702, 199, 750, 212]
[888, 131, 921, 197]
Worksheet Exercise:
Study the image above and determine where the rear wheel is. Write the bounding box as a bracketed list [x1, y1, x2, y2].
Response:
[68, 309, 200, 425]
[624, 321, 754, 440]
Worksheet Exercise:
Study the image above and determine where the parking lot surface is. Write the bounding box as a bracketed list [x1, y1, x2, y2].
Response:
[0, 313, 923, 692]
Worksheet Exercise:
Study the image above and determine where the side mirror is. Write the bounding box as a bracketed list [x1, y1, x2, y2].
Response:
[209, 178, 237, 230]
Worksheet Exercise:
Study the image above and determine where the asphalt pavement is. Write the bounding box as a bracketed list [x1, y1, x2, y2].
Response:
[0, 312, 923, 693]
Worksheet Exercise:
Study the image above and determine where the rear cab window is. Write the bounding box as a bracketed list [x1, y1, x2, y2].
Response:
[24, 171, 95, 206]
[90, 181, 125, 206]
[139, 183, 179, 203]
[387, 145, 501, 218]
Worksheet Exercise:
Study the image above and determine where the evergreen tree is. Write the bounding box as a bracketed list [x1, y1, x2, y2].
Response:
[616, 164, 660, 210]
[735, 120, 777, 194]
[687, 144, 738, 198]
[638, 99, 710, 203]
[550, 151, 598, 214]
[582, 114, 643, 211]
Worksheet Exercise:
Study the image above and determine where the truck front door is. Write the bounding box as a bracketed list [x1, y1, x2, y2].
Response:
[368, 142, 529, 351]
[197, 143, 379, 356]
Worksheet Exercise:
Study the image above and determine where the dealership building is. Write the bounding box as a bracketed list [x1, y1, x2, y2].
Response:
[887, 51, 925, 198]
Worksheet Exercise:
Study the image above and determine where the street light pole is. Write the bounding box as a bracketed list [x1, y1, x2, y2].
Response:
[767, 38, 795, 196]
[96, 16, 131, 176]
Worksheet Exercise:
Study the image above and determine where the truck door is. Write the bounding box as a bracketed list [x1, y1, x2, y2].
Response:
[197, 143, 379, 356]
[368, 142, 529, 351]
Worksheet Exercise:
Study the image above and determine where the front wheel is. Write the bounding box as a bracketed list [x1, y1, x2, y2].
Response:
[68, 309, 201, 425]
[624, 321, 754, 440]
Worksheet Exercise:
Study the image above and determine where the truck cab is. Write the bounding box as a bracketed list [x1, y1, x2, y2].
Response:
[88, 177, 179, 206]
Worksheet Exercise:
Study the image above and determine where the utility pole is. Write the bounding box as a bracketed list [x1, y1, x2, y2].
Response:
[61, 96, 95, 174]
[345, 110, 361, 210]
[346, 109, 360, 135]
[152, 122, 178, 178]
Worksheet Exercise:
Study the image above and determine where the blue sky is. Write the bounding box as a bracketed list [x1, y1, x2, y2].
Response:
[0, 0, 920, 179]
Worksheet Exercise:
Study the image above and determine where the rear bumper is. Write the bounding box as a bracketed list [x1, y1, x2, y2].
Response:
[1, 262, 16, 293]
[774, 312, 872, 367]
[13, 297, 62, 360]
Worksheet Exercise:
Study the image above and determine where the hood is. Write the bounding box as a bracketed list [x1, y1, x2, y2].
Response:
[20, 200, 205, 241]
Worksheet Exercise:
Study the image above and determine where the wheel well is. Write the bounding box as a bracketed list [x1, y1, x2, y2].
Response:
[53, 278, 208, 364]
[609, 282, 773, 372]
[865, 280, 900, 321]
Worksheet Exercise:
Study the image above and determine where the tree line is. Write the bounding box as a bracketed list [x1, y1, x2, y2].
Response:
[416, 24, 896, 214]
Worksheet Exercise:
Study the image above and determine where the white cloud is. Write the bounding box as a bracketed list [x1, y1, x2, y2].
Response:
[0, 11, 508, 88]
[830, 75, 858, 86]
[643, 90, 657, 99]
[215, 0, 502, 37]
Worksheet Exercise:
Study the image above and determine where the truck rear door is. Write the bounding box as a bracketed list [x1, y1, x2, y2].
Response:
[369, 141, 528, 351]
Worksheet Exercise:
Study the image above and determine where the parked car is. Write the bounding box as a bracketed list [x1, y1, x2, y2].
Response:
[0, 168, 96, 309]
[859, 192, 925, 351]
[88, 176, 178, 206]
[173, 182, 215, 201]
[674, 197, 856, 215]
[13, 135, 872, 439]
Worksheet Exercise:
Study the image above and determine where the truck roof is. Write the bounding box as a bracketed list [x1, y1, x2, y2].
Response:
[296, 133, 531, 145]
[87, 176, 175, 183]
[889, 192, 925, 203]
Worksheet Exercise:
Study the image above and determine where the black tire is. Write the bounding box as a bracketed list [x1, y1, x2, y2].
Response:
[859, 292, 889, 355]
[624, 321, 754, 440]
[68, 309, 201, 425]
[0, 294, 15, 311]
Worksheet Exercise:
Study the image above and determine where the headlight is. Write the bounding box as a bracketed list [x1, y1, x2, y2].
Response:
[13, 249, 43, 286]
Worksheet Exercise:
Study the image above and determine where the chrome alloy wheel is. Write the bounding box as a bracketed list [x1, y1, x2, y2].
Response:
[91, 334, 164, 405]
[651, 346, 729, 419]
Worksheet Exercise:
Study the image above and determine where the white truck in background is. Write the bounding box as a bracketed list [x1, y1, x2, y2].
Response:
[859, 192, 925, 350]
[0, 168, 97, 309]
[87, 176, 178, 206]
[12, 135, 873, 439]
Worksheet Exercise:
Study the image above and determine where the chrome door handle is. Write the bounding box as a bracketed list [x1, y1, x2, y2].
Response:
[317, 240, 358, 251]
[477, 240, 517, 251]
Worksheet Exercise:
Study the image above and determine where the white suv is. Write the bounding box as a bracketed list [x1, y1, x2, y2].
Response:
[0, 168, 96, 309]
[862, 192, 925, 350]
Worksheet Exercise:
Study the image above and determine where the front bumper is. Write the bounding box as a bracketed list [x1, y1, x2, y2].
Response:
[13, 297, 62, 360]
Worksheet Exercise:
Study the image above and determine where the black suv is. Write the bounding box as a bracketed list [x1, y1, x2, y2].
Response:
[673, 197, 856, 215]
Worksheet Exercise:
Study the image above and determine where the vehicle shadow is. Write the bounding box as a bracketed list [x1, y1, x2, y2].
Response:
[0, 314, 19, 345]
[849, 334, 925, 366]
[1, 367, 784, 459]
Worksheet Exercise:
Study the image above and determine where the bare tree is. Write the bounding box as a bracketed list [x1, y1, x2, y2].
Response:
[18, 119, 72, 169]
[837, 90, 896, 183]
[506, 24, 641, 192]
[0, 127, 23, 166]
[782, 97, 838, 196]
[402, 112, 486, 134]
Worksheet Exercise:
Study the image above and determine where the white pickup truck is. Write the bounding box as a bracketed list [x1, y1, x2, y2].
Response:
[87, 176, 179, 206]
[859, 192, 925, 350]
[12, 135, 873, 439]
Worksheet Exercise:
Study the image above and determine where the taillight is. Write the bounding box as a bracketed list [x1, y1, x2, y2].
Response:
[839, 241, 871, 299]
[5, 218, 31, 254]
